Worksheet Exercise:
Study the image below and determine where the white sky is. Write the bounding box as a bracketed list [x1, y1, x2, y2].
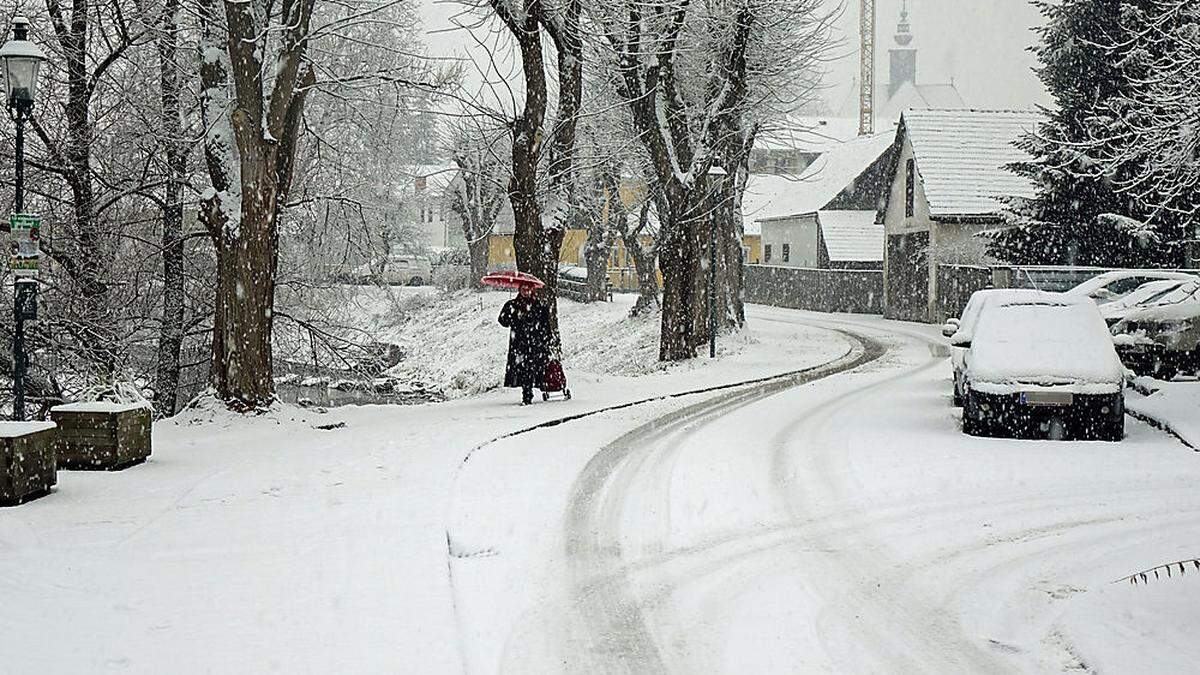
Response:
[417, 0, 1050, 114]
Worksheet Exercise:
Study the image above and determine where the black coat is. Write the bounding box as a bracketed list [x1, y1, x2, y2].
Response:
[498, 296, 552, 388]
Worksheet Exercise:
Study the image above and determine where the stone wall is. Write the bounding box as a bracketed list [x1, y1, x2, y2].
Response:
[936, 264, 993, 322]
[744, 264, 884, 315]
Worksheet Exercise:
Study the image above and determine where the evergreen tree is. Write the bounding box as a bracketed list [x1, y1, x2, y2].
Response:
[1101, 1, 1200, 267]
[989, 0, 1168, 267]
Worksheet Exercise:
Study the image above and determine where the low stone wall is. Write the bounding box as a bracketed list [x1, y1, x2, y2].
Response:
[744, 264, 883, 315]
[936, 264, 993, 322]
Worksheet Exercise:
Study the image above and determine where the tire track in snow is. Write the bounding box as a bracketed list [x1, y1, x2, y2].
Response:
[552, 328, 886, 671]
[444, 319, 867, 672]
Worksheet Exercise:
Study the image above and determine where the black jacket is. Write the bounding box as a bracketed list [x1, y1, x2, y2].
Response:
[498, 297, 551, 388]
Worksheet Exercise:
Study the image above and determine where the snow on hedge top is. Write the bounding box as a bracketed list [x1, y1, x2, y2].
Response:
[904, 108, 1042, 218]
[969, 299, 1125, 395]
[816, 210, 883, 262]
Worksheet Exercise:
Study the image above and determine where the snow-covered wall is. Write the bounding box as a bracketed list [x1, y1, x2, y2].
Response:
[744, 265, 883, 314]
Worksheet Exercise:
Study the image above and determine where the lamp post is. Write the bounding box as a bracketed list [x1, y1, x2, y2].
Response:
[1, 17, 46, 420]
[706, 165, 727, 359]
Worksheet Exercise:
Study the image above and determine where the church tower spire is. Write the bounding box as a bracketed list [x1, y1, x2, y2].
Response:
[888, 0, 917, 98]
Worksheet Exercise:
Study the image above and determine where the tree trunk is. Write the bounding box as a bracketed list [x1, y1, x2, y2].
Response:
[658, 190, 706, 360]
[154, 0, 187, 416]
[584, 233, 610, 301]
[504, 2, 564, 345]
[468, 234, 490, 288]
[212, 166, 278, 407]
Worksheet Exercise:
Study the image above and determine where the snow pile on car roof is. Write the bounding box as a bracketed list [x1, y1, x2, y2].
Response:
[969, 300, 1125, 395]
[1123, 281, 1200, 322]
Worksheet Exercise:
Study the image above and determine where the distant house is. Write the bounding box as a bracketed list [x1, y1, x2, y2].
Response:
[748, 131, 895, 269]
[759, 210, 883, 270]
[878, 108, 1042, 322]
[406, 165, 465, 250]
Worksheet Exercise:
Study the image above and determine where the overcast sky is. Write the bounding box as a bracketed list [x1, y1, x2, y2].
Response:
[418, 0, 1050, 113]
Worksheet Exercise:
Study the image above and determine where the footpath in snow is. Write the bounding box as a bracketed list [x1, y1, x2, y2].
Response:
[0, 293, 849, 673]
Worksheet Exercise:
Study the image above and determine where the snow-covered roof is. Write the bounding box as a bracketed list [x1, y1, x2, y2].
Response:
[878, 82, 966, 122]
[903, 108, 1042, 218]
[816, 210, 883, 262]
[750, 131, 895, 226]
[402, 164, 457, 193]
[741, 174, 807, 235]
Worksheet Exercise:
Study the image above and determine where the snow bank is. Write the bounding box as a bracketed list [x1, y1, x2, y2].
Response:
[379, 290, 756, 398]
[1127, 377, 1200, 448]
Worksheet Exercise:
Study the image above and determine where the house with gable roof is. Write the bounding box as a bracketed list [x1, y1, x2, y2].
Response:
[749, 130, 895, 270]
[878, 108, 1042, 322]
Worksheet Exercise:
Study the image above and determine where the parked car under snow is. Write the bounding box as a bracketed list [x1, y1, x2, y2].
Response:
[1065, 269, 1196, 306]
[1110, 280, 1200, 380]
[961, 296, 1126, 441]
[1098, 278, 1194, 327]
[944, 288, 1062, 407]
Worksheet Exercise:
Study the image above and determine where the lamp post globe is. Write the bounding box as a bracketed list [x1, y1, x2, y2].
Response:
[0, 17, 46, 113]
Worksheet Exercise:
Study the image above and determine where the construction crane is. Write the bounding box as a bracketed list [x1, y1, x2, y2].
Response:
[858, 0, 876, 136]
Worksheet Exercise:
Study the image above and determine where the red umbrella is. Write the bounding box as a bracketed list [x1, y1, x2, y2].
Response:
[481, 270, 546, 291]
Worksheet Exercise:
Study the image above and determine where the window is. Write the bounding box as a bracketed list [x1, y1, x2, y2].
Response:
[905, 158, 915, 218]
[764, 244, 772, 263]
[782, 243, 790, 263]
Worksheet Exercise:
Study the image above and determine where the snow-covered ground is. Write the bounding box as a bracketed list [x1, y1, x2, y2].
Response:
[449, 313, 1200, 673]
[375, 289, 777, 398]
[1128, 375, 1200, 449]
[0, 302, 846, 673]
[4, 303, 1198, 673]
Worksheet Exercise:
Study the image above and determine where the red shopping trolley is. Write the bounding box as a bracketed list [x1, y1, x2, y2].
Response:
[541, 359, 572, 401]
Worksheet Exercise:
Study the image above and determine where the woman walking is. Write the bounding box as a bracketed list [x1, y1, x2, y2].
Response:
[498, 285, 552, 405]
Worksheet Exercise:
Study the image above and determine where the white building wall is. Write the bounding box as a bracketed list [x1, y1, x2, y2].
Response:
[761, 214, 820, 268]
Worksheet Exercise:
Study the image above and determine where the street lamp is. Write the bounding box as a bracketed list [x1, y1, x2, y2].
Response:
[706, 165, 727, 359]
[1, 17, 46, 420]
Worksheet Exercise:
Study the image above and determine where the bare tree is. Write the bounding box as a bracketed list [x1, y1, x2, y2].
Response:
[590, 0, 835, 360]
[152, 0, 189, 415]
[446, 119, 509, 287]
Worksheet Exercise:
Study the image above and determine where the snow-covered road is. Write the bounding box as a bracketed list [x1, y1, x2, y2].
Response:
[452, 311, 1200, 673]
[5, 304, 1198, 673]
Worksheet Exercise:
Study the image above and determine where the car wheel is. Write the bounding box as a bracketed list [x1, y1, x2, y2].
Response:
[1151, 358, 1177, 381]
[1100, 397, 1125, 442]
[963, 392, 987, 436]
[408, 276, 424, 287]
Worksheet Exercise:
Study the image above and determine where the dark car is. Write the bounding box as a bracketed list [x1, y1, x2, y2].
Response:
[962, 297, 1125, 441]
